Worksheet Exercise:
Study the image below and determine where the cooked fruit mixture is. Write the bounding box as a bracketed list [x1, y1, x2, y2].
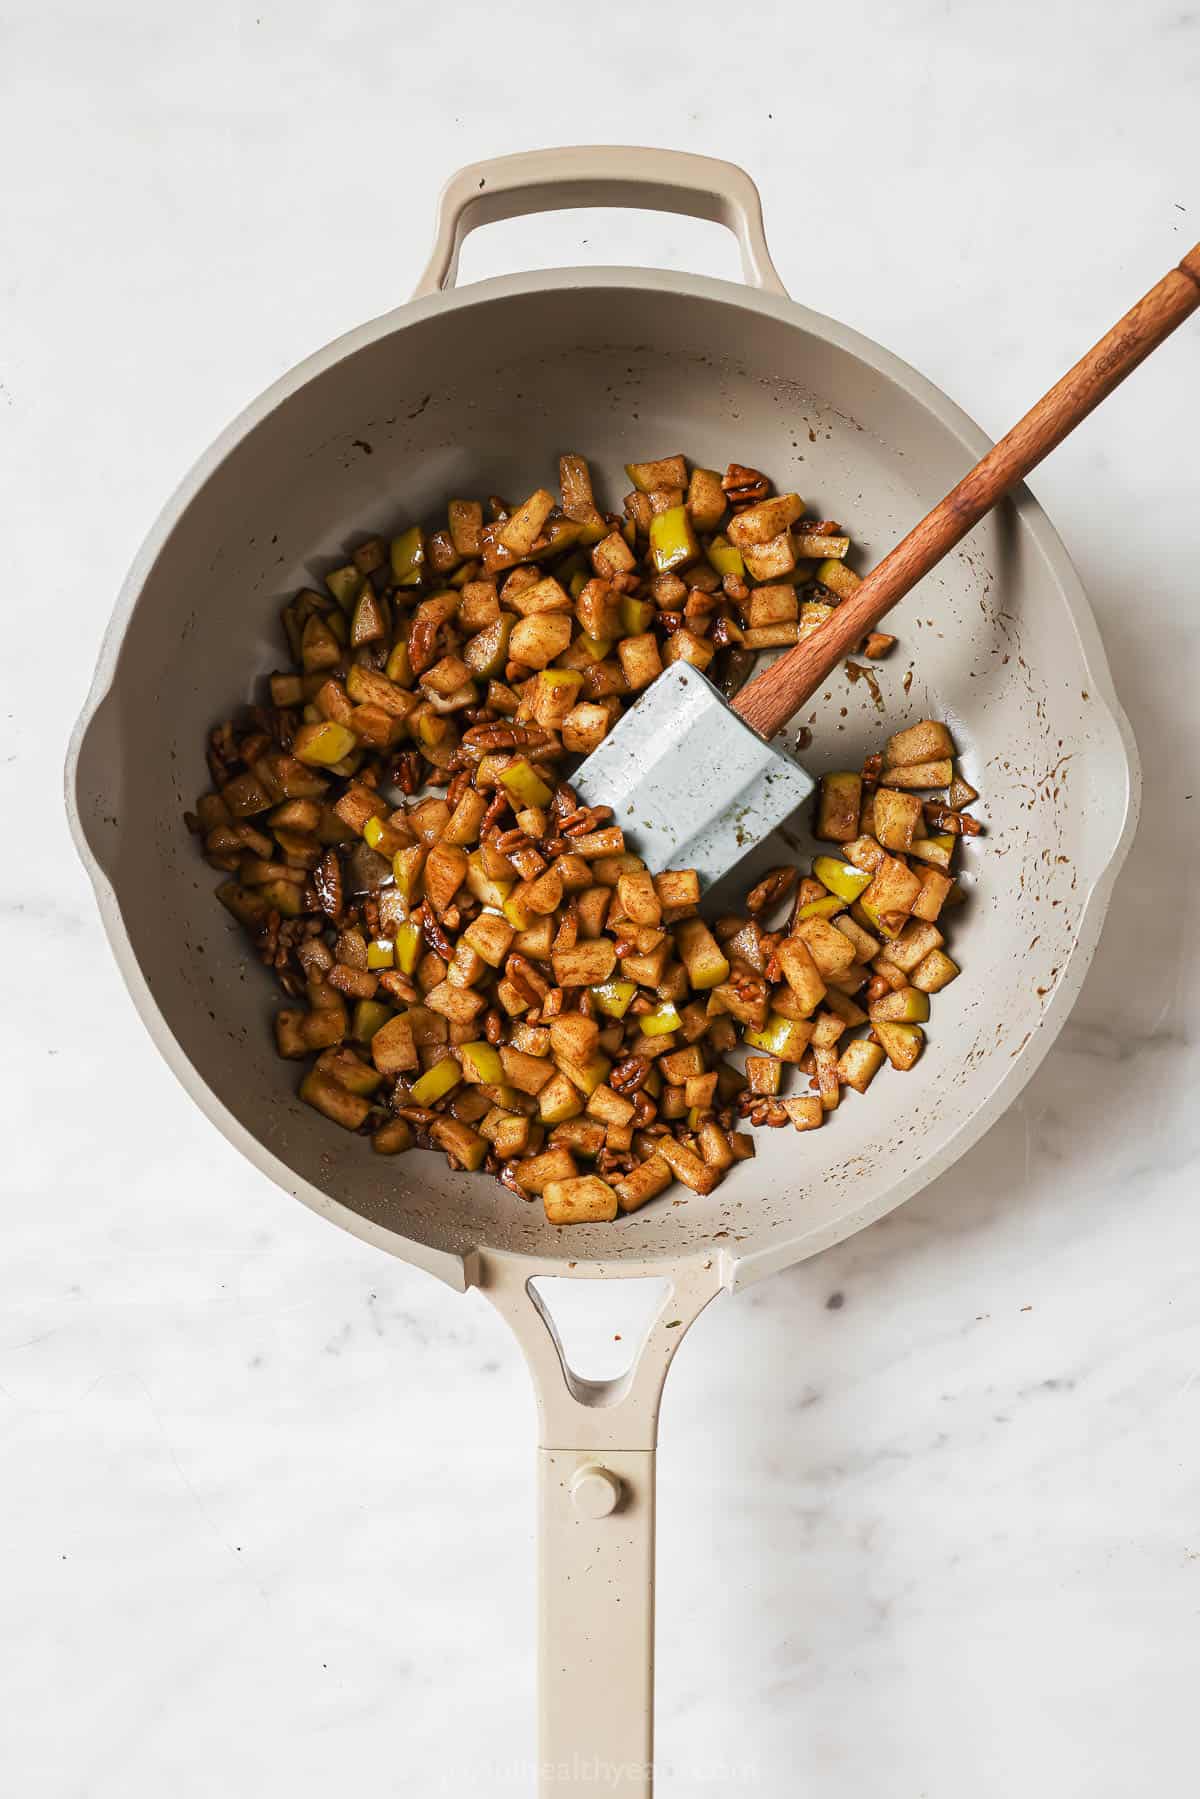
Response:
[187, 453, 982, 1224]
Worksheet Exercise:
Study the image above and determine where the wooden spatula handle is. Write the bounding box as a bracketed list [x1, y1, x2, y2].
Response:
[733, 245, 1200, 743]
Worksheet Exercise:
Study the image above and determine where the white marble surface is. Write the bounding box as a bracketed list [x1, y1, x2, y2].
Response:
[4, 1, 1199, 1792]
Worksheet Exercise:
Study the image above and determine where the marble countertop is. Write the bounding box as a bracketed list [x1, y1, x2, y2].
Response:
[5, 2, 1198, 1792]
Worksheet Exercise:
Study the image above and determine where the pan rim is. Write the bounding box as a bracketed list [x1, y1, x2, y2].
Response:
[65, 265, 1140, 1292]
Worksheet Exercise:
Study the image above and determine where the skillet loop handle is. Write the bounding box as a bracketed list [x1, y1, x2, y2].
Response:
[476, 1256, 722, 1798]
[412, 145, 788, 298]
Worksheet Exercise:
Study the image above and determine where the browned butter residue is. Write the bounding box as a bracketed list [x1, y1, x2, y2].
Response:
[844, 660, 885, 711]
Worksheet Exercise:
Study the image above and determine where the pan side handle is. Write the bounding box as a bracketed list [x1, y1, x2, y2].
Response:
[477, 1254, 723, 1798]
[411, 145, 787, 299]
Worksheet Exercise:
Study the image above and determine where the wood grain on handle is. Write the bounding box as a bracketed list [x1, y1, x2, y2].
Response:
[733, 244, 1200, 743]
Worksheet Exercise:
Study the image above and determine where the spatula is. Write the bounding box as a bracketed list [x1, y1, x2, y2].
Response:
[574, 244, 1199, 878]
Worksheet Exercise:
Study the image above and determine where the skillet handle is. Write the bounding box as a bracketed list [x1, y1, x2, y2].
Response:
[477, 1254, 723, 1797]
[412, 145, 788, 298]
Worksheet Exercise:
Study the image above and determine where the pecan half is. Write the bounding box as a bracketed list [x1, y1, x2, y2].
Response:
[460, 722, 525, 756]
[407, 610, 446, 677]
[480, 790, 510, 835]
[551, 782, 579, 820]
[445, 768, 472, 810]
[610, 1056, 651, 1095]
[416, 902, 455, 961]
[461, 721, 557, 760]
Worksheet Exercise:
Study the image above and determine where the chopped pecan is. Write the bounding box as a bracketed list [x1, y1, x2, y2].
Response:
[722, 463, 769, 508]
[746, 865, 797, 916]
[560, 804, 613, 837]
[737, 1094, 789, 1127]
[391, 750, 423, 796]
[551, 783, 578, 820]
[377, 970, 420, 1004]
[298, 936, 333, 976]
[313, 849, 343, 921]
[552, 902, 579, 953]
[861, 752, 883, 786]
[483, 1008, 504, 1046]
[923, 802, 983, 836]
[505, 953, 550, 1008]
[497, 1161, 525, 1198]
[254, 909, 282, 965]
[394, 1103, 439, 1128]
[206, 720, 240, 785]
[630, 1092, 658, 1128]
[729, 967, 767, 1006]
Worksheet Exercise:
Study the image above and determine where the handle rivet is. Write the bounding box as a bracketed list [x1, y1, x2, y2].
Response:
[570, 1463, 622, 1519]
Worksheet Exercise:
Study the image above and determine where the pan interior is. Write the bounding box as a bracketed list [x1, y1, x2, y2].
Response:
[74, 275, 1131, 1277]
